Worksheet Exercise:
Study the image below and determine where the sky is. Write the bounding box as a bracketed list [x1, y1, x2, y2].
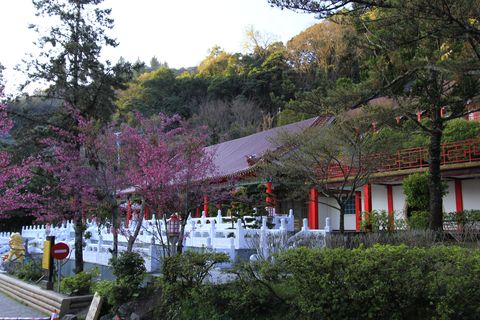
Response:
[0, 0, 317, 96]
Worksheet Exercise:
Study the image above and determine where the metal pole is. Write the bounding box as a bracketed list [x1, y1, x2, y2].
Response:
[57, 259, 61, 292]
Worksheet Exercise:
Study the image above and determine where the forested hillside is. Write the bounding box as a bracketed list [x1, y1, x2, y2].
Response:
[110, 21, 363, 144]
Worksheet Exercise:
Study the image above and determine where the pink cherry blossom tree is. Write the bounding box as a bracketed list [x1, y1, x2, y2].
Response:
[0, 87, 44, 217]
[36, 107, 99, 273]
[119, 113, 217, 254]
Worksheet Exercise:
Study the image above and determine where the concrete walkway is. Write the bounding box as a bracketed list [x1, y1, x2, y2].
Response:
[0, 291, 47, 318]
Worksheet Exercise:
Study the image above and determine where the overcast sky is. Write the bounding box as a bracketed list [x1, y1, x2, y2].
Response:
[0, 0, 316, 96]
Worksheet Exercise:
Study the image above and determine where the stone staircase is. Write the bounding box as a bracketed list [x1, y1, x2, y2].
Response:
[0, 273, 92, 317]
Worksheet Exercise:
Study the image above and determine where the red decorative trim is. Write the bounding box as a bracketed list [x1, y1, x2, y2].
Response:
[328, 138, 480, 179]
[355, 191, 362, 232]
[265, 181, 273, 206]
[308, 187, 319, 229]
[387, 185, 394, 231]
[387, 185, 394, 215]
[455, 180, 464, 213]
[363, 184, 372, 212]
[126, 199, 131, 228]
[203, 194, 209, 217]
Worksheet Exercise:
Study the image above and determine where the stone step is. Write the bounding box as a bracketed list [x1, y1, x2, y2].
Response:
[0, 273, 92, 317]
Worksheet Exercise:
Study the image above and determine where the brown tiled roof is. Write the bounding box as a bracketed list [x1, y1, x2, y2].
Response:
[206, 116, 333, 180]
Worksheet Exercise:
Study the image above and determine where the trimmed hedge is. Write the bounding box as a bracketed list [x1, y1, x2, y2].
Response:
[162, 245, 480, 320]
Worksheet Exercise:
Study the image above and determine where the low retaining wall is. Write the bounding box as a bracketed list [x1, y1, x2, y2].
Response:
[0, 273, 92, 317]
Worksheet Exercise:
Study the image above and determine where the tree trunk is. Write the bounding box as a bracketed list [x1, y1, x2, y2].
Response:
[74, 216, 84, 274]
[127, 198, 145, 252]
[428, 119, 444, 231]
[339, 204, 345, 234]
[111, 205, 118, 258]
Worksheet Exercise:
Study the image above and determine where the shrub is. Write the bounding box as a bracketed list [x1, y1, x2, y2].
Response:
[15, 260, 43, 282]
[92, 280, 115, 304]
[408, 210, 430, 230]
[361, 210, 391, 231]
[269, 245, 480, 319]
[162, 250, 229, 287]
[102, 251, 147, 309]
[403, 172, 431, 211]
[60, 268, 99, 295]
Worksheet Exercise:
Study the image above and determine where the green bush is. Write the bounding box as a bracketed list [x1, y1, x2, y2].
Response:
[361, 210, 391, 231]
[110, 251, 146, 289]
[442, 118, 480, 143]
[156, 245, 480, 319]
[408, 210, 430, 230]
[99, 251, 147, 310]
[403, 172, 430, 211]
[162, 250, 229, 287]
[15, 260, 43, 282]
[92, 280, 115, 304]
[60, 268, 99, 296]
[268, 245, 480, 319]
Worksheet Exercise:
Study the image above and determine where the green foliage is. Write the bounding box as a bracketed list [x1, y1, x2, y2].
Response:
[442, 118, 480, 143]
[276, 109, 309, 126]
[60, 268, 99, 296]
[268, 245, 480, 319]
[110, 251, 146, 289]
[98, 251, 147, 310]
[402, 172, 431, 211]
[408, 211, 430, 230]
[92, 280, 116, 305]
[444, 210, 480, 230]
[14, 260, 43, 282]
[156, 245, 480, 319]
[162, 251, 229, 287]
[360, 210, 391, 231]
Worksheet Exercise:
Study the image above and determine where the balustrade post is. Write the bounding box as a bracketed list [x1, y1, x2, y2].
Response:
[302, 218, 309, 232]
[325, 217, 331, 233]
[235, 219, 243, 249]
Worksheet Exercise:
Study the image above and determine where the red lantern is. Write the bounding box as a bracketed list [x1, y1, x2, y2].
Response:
[167, 214, 180, 236]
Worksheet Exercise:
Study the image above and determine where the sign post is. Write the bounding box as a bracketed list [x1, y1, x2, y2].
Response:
[51, 242, 70, 292]
[42, 236, 55, 290]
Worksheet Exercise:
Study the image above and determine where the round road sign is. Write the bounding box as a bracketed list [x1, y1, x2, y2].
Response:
[51, 242, 70, 260]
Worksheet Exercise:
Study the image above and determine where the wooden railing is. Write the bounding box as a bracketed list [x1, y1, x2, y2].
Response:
[328, 138, 480, 178]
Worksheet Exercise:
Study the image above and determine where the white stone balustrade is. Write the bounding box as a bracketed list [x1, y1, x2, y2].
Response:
[0, 208, 329, 271]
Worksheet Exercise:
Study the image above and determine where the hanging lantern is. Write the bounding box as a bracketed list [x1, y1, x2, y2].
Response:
[167, 214, 180, 237]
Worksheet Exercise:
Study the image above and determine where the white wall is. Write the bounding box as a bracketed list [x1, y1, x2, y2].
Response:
[317, 196, 357, 231]
[318, 197, 338, 229]
[392, 185, 407, 220]
[460, 179, 480, 210]
[372, 185, 388, 212]
[443, 181, 456, 213]
[344, 214, 356, 230]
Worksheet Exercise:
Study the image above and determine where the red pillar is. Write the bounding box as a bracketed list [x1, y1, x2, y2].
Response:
[265, 182, 273, 206]
[203, 194, 209, 217]
[387, 185, 394, 230]
[355, 191, 362, 232]
[308, 187, 319, 229]
[363, 184, 372, 231]
[144, 206, 149, 220]
[126, 199, 131, 228]
[455, 180, 464, 212]
[265, 181, 275, 215]
[195, 207, 200, 218]
[363, 184, 372, 212]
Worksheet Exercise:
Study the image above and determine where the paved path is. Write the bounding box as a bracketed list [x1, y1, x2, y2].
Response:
[0, 291, 47, 318]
